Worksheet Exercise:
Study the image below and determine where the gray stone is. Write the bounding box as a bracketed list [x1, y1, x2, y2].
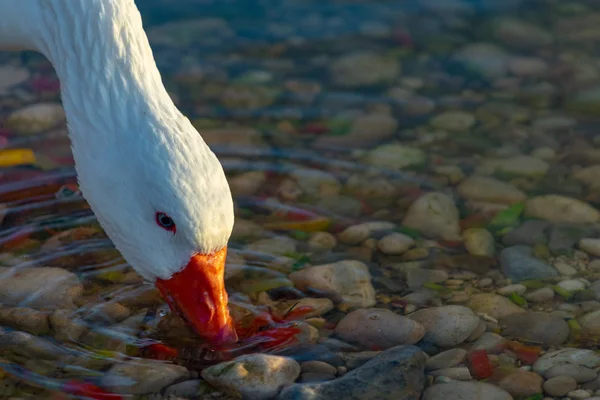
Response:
[422, 381, 512, 400]
[278, 345, 426, 400]
[203, 354, 300, 399]
[425, 349, 467, 371]
[408, 306, 480, 347]
[500, 246, 558, 282]
[102, 359, 189, 394]
[503, 221, 550, 247]
[499, 312, 569, 346]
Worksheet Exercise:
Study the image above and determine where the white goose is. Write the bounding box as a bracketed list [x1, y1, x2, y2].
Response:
[0, 0, 238, 344]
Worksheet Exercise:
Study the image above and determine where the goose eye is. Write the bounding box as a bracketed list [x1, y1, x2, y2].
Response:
[155, 212, 176, 233]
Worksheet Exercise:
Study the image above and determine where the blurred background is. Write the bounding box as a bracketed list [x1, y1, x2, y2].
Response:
[2, 0, 600, 398]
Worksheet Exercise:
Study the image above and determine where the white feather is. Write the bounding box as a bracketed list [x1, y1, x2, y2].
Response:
[0, 0, 234, 280]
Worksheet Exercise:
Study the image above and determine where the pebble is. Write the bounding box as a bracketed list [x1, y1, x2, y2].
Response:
[202, 354, 300, 399]
[425, 348, 467, 371]
[102, 359, 189, 394]
[458, 175, 526, 205]
[279, 345, 426, 400]
[0, 65, 30, 92]
[580, 238, 600, 257]
[0, 307, 50, 335]
[492, 17, 554, 49]
[0, 331, 66, 361]
[579, 309, 600, 333]
[463, 228, 496, 256]
[330, 51, 400, 87]
[338, 222, 395, 245]
[422, 381, 512, 400]
[335, 308, 425, 349]
[495, 370, 543, 398]
[544, 364, 597, 383]
[290, 260, 376, 308]
[508, 56, 548, 77]
[500, 245, 558, 282]
[497, 284, 527, 296]
[480, 155, 549, 178]
[0, 267, 83, 309]
[308, 232, 337, 251]
[543, 375, 578, 397]
[163, 380, 205, 398]
[317, 113, 398, 148]
[429, 111, 476, 132]
[557, 278, 586, 292]
[337, 351, 380, 370]
[377, 233, 415, 255]
[408, 305, 480, 347]
[48, 309, 87, 342]
[533, 349, 600, 376]
[363, 144, 426, 170]
[503, 220, 551, 247]
[467, 293, 525, 319]
[524, 195, 600, 223]
[525, 288, 555, 303]
[300, 361, 338, 376]
[452, 42, 511, 78]
[499, 312, 569, 345]
[402, 192, 461, 240]
[6, 103, 66, 134]
[569, 389, 592, 399]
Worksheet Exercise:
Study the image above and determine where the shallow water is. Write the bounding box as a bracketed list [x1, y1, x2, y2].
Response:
[2, 0, 600, 398]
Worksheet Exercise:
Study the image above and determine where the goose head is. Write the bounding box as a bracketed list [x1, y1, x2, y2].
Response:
[71, 109, 237, 345]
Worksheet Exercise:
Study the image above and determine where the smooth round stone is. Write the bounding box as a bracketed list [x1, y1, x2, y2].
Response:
[508, 57, 548, 77]
[568, 389, 593, 399]
[580, 238, 600, 257]
[308, 232, 337, 251]
[6, 103, 66, 134]
[329, 51, 400, 87]
[317, 113, 398, 148]
[363, 144, 426, 170]
[300, 361, 338, 376]
[0, 65, 30, 91]
[574, 165, 600, 187]
[543, 375, 577, 397]
[557, 279, 586, 292]
[467, 293, 525, 319]
[202, 354, 300, 399]
[533, 349, 600, 376]
[102, 359, 189, 394]
[579, 309, 600, 333]
[457, 175, 526, 205]
[525, 195, 600, 223]
[377, 233, 415, 255]
[452, 42, 511, 78]
[429, 111, 476, 132]
[499, 312, 569, 346]
[338, 222, 395, 245]
[463, 228, 496, 257]
[497, 284, 527, 296]
[402, 192, 461, 240]
[491, 17, 554, 49]
[406, 269, 449, 289]
[479, 155, 549, 178]
[495, 370, 543, 398]
[545, 364, 598, 383]
[422, 381, 512, 400]
[503, 220, 551, 247]
[335, 308, 425, 350]
[408, 305, 479, 347]
[426, 349, 467, 371]
[500, 246, 558, 282]
[525, 288, 555, 303]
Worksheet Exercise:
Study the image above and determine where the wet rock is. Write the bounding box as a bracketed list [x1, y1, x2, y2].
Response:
[549, 224, 596, 256]
[202, 354, 300, 399]
[467, 293, 525, 319]
[335, 308, 425, 350]
[0, 266, 83, 309]
[503, 221, 550, 247]
[0, 307, 50, 335]
[499, 312, 569, 345]
[378, 233, 415, 255]
[49, 309, 87, 342]
[497, 284, 526, 296]
[338, 222, 395, 245]
[429, 111, 475, 132]
[300, 361, 338, 376]
[500, 246, 558, 282]
[422, 381, 512, 400]
[543, 375, 577, 397]
[524, 287, 554, 303]
[566, 85, 600, 117]
[163, 380, 205, 398]
[402, 192, 461, 240]
[363, 144, 425, 170]
[337, 351, 380, 370]
[6, 103, 65, 134]
[308, 232, 337, 251]
[452, 43, 511, 78]
[580, 238, 600, 257]
[270, 298, 334, 320]
[470, 332, 507, 353]
[0, 331, 66, 360]
[544, 364, 597, 383]
[278, 345, 426, 400]
[573, 165, 600, 187]
[508, 57, 548, 77]
[463, 228, 495, 256]
[406, 269, 448, 289]
[229, 171, 266, 196]
[84, 302, 131, 324]
[495, 370, 543, 398]
[492, 17, 554, 49]
[289, 260, 376, 308]
[330, 51, 400, 87]
[247, 236, 297, 256]
[525, 195, 600, 223]
[102, 359, 188, 394]
[425, 348, 467, 371]
[578, 309, 600, 333]
[408, 306, 479, 347]
[316, 113, 398, 148]
[533, 349, 600, 376]
[457, 176, 526, 205]
[480, 155, 549, 178]
[290, 169, 341, 198]
[147, 18, 234, 49]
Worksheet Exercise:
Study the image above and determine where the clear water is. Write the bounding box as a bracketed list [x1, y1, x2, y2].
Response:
[0, 0, 599, 397]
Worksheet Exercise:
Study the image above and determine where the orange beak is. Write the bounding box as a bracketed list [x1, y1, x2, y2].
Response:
[155, 247, 238, 345]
